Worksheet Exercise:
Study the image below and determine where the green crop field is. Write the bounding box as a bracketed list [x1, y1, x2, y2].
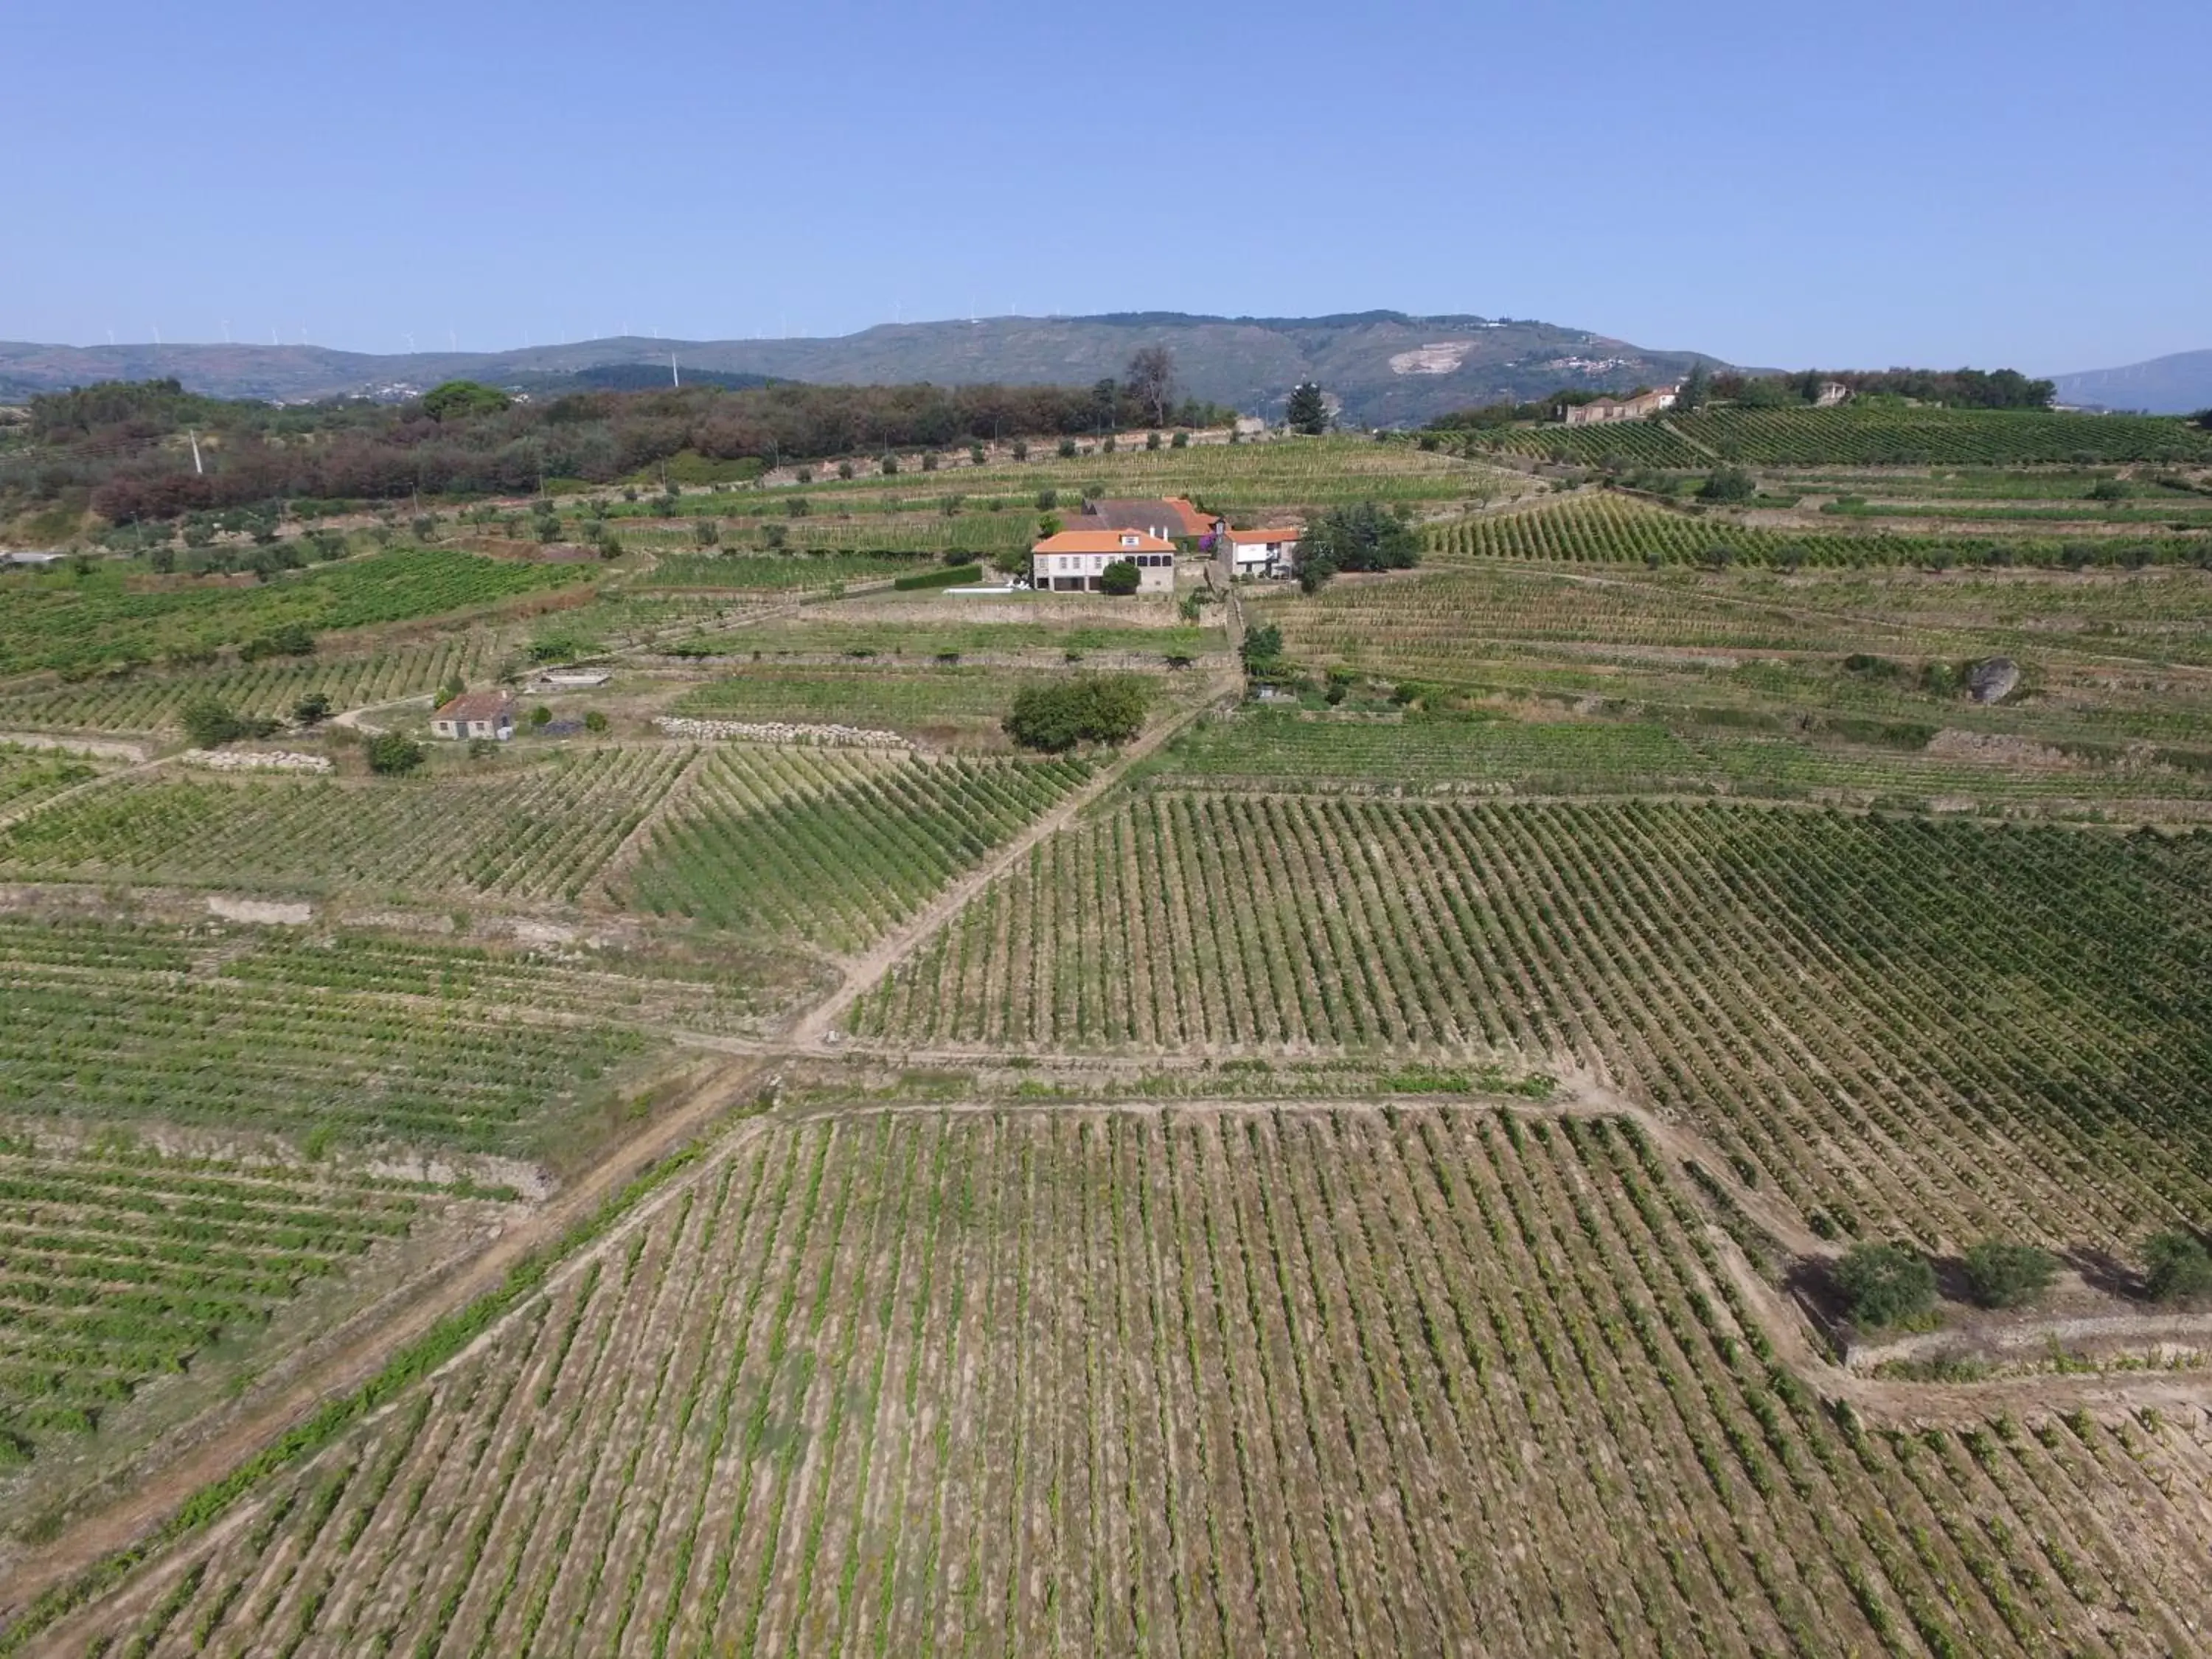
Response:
[0, 743, 106, 814]
[1425, 490, 2211, 570]
[857, 796, 2212, 1249]
[0, 548, 593, 678]
[40, 1109, 2212, 1658]
[13, 418, 2212, 1659]
[0, 1133, 480, 1460]
[1475, 406, 2212, 467]
[0, 916, 647, 1154]
[0, 746, 692, 899]
[619, 748, 1091, 950]
[0, 636, 503, 734]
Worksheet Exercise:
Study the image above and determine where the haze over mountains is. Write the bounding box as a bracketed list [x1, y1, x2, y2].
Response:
[2052, 350, 2212, 415]
[0, 312, 1731, 428]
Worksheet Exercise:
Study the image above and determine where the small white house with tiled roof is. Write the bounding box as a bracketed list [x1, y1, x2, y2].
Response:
[430, 690, 515, 741]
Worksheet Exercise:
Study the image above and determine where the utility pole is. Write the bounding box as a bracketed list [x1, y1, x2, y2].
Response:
[187, 431, 204, 475]
[671, 352, 680, 389]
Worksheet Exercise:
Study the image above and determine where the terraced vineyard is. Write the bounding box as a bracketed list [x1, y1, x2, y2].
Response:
[0, 1135, 484, 1461]
[672, 666, 1057, 737]
[0, 635, 502, 734]
[619, 748, 1091, 950]
[1155, 711, 2212, 815]
[1420, 492, 2205, 571]
[1475, 407, 2212, 467]
[0, 745, 691, 899]
[855, 796, 2212, 1251]
[0, 744, 105, 815]
[0, 917, 647, 1153]
[633, 552, 924, 590]
[38, 1108, 2212, 1658]
[0, 548, 594, 678]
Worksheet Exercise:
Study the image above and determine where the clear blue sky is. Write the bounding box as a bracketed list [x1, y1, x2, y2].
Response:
[9, 0, 2206, 375]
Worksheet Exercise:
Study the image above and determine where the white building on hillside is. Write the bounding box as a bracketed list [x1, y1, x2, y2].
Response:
[1030, 529, 1178, 594]
[1224, 525, 1303, 579]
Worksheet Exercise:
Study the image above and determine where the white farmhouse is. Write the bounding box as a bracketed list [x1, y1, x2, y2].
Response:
[1030, 529, 1178, 594]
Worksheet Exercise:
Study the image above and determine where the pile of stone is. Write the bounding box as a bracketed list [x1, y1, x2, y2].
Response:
[179, 748, 334, 773]
[654, 716, 911, 749]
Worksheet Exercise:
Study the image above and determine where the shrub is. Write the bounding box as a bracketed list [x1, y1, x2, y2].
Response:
[291, 692, 333, 726]
[879, 455, 898, 476]
[1834, 1242, 1937, 1329]
[1145, 431, 1161, 451]
[838, 461, 855, 480]
[1011, 439, 1029, 462]
[181, 698, 246, 748]
[1004, 673, 1150, 751]
[529, 705, 552, 728]
[365, 733, 424, 775]
[1961, 1240, 2057, 1309]
[238, 623, 316, 663]
[1057, 438, 1077, 459]
[1172, 429, 1189, 448]
[969, 442, 986, 465]
[1036, 488, 1058, 511]
[582, 710, 608, 733]
[1099, 559, 1141, 596]
[2144, 1231, 2212, 1301]
[894, 563, 982, 591]
[921, 451, 939, 472]
[1699, 466, 1756, 503]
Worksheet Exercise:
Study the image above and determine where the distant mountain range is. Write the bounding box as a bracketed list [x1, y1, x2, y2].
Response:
[0, 312, 1736, 428]
[2052, 350, 2212, 415]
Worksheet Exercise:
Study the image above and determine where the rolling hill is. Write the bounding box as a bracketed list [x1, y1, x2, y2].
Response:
[2053, 349, 2212, 414]
[0, 312, 1733, 428]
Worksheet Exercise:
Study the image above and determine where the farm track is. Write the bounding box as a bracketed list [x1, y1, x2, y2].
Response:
[33, 1103, 2212, 1658]
[0, 1052, 779, 1619]
[787, 659, 1242, 1048]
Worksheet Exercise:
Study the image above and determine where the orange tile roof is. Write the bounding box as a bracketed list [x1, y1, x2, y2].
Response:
[434, 690, 515, 721]
[1225, 524, 1304, 543]
[1032, 530, 1178, 554]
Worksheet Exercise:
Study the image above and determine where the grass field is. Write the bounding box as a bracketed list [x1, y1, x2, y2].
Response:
[856, 796, 2212, 1252]
[0, 548, 594, 678]
[40, 1107, 2212, 1657]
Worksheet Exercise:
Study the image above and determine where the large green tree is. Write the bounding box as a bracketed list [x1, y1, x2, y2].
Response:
[1298, 501, 1421, 591]
[420, 380, 513, 422]
[1286, 381, 1329, 436]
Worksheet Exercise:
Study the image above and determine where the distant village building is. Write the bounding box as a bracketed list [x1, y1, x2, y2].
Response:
[431, 690, 516, 741]
[1560, 386, 1679, 426]
[1813, 380, 1851, 408]
[1224, 525, 1304, 580]
[1233, 416, 1268, 439]
[1031, 529, 1178, 594]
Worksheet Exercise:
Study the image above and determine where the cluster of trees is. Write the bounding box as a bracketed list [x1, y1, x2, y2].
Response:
[1707, 367, 2056, 410]
[1295, 500, 1421, 592]
[1003, 673, 1150, 751]
[1833, 1229, 2212, 1331]
[10, 355, 1232, 524]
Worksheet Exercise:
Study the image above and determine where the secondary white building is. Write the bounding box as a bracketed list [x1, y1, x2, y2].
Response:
[431, 690, 516, 741]
[1030, 529, 1178, 594]
[1224, 525, 1303, 580]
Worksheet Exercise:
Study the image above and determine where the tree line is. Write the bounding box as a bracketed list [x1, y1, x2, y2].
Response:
[7, 361, 1230, 524]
